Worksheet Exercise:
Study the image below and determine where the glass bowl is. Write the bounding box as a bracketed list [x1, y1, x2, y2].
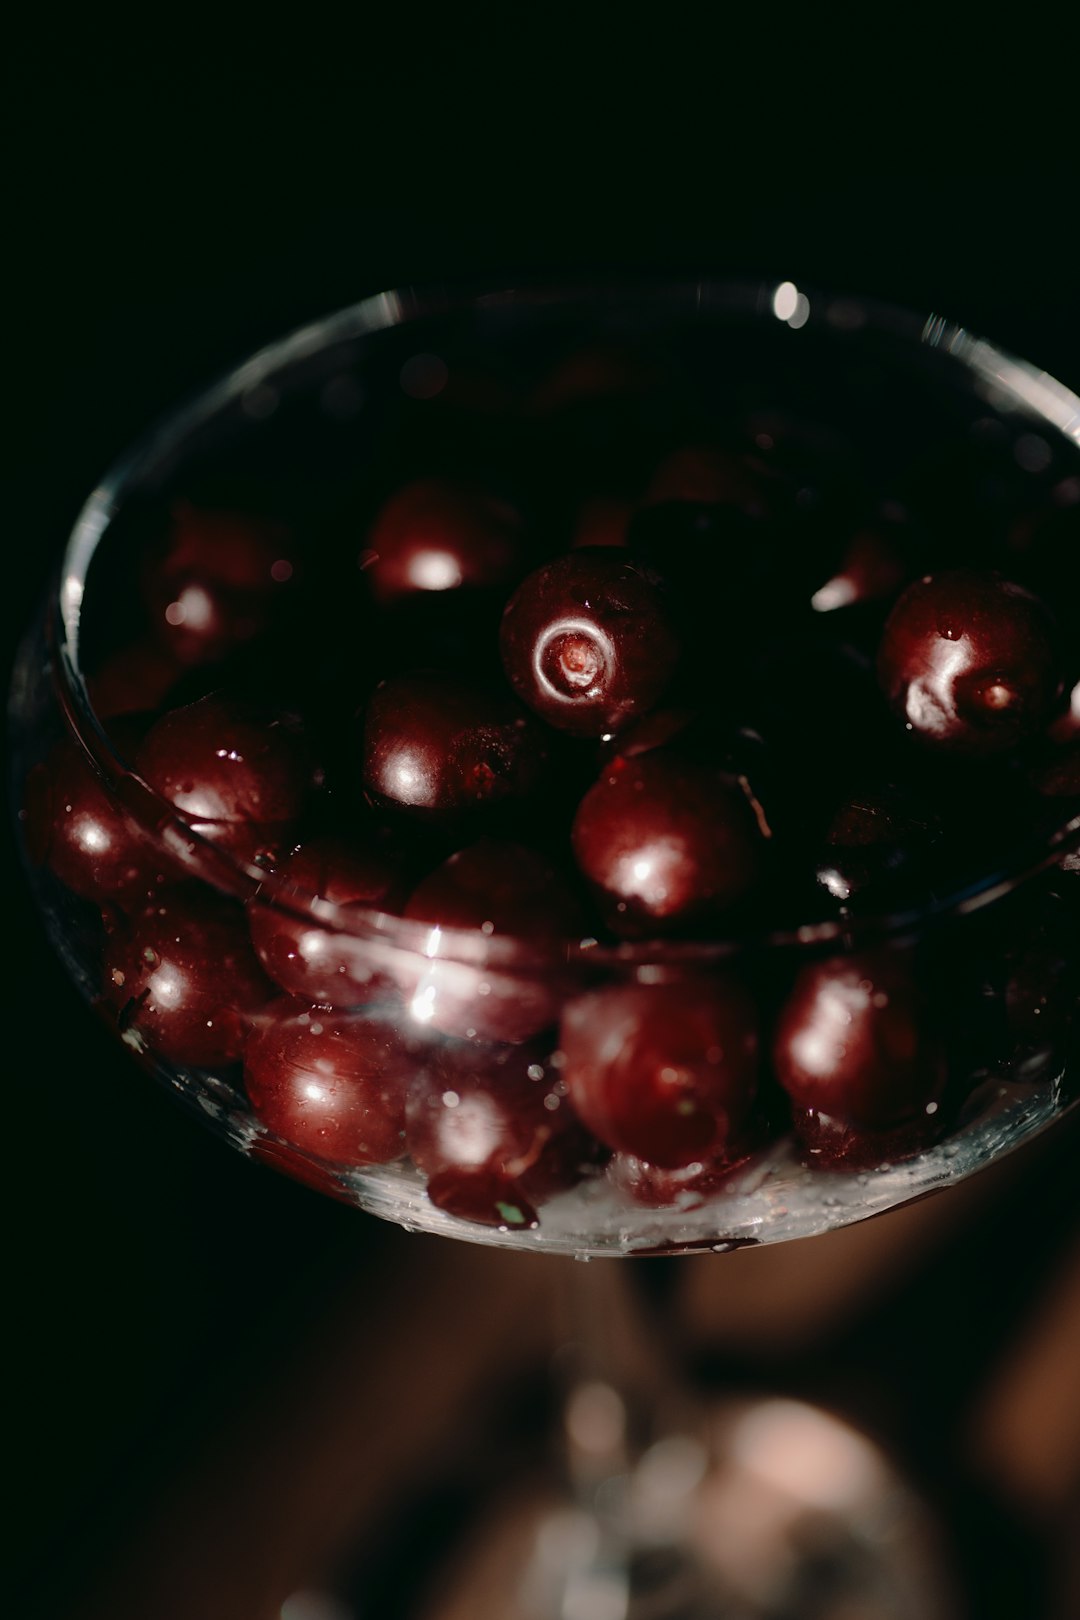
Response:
[10, 279, 1079, 1256]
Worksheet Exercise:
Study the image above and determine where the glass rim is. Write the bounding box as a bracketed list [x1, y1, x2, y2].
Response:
[48, 275, 1080, 971]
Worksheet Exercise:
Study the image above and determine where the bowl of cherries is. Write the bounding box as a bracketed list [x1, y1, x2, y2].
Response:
[12, 280, 1079, 1255]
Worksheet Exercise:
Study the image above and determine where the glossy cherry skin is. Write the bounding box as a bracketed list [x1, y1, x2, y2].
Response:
[395, 840, 582, 1044]
[406, 1041, 594, 1228]
[572, 750, 763, 935]
[792, 1106, 942, 1171]
[499, 551, 680, 738]
[773, 951, 946, 1131]
[877, 570, 1063, 756]
[244, 1001, 409, 1165]
[24, 723, 166, 907]
[560, 976, 759, 1168]
[136, 694, 314, 866]
[404, 839, 584, 937]
[142, 501, 298, 666]
[607, 1146, 751, 1208]
[361, 478, 525, 605]
[362, 671, 547, 816]
[104, 887, 275, 1067]
[248, 836, 405, 1004]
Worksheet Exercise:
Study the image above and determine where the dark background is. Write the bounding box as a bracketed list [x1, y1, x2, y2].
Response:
[7, 37, 1079, 1619]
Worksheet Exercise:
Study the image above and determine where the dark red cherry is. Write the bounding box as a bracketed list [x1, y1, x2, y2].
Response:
[392, 840, 584, 1042]
[406, 1041, 593, 1228]
[607, 1146, 751, 1209]
[877, 570, 1063, 756]
[136, 694, 314, 866]
[244, 1001, 409, 1164]
[791, 1106, 942, 1171]
[560, 976, 759, 1168]
[499, 551, 680, 738]
[362, 671, 547, 816]
[361, 478, 524, 605]
[24, 722, 165, 907]
[773, 951, 946, 1131]
[104, 887, 274, 1067]
[571, 750, 764, 935]
[404, 839, 584, 937]
[142, 501, 298, 666]
[814, 785, 942, 906]
[248, 835, 405, 1004]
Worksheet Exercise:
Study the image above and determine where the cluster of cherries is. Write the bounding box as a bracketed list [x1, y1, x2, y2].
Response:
[25, 429, 1080, 1228]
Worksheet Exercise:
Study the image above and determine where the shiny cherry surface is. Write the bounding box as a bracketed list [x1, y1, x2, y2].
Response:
[248, 835, 404, 1002]
[773, 951, 946, 1130]
[877, 569, 1063, 755]
[560, 976, 759, 1168]
[393, 839, 585, 1042]
[404, 838, 584, 937]
[572, 750, 763, 934]
[361, 478, 525, 604]
[607, 1148, 749, 1208]
[499, 550, 680, 737]
[406, 1041, 591, 1228]
[362, 671, 547, 815]
[245, 1001, 409, 1164]
[25, 724, 164, 907]
[135, 694, 313, 864]
[104, 887, 274, 1067]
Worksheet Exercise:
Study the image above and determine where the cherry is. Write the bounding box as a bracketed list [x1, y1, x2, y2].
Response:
[571, 749, 764, 935]
[392, 840, 581, 1044]
[607, 1147, 751, 1209]
[142, 501, 298, 666]
[814, 784, 942, 906]
[362, 671, 547, 816]
[244, 1000, 409, 1164]
[560, 975, 759, 1168]
[248, 835, 405, 1004]
[772, 951, 946, 1132]
[791, 1107, 942, 1171]
[360, 478, 525, 605]
[404, 838, 584, 937]
[136, 694, 314, 866]
[877, 570, 1063, 756]
[628, 447, 794, 607]
[499, 550, 680, 738]
[406, 1041, 594, 1227]
[104, 887, 274, 1067]
[24, 720, 166, 908]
